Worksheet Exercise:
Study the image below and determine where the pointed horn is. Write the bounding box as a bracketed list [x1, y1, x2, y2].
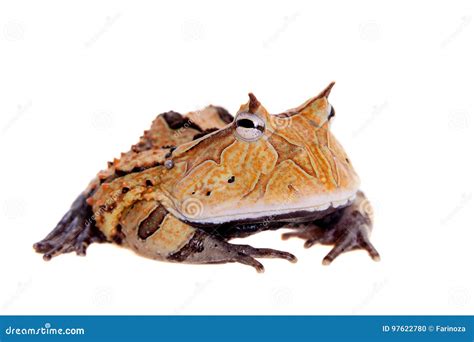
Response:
[248, 93, 260, 113]
[319, 81, 335, 98]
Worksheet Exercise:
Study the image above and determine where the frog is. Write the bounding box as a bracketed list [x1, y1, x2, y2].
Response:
[34, 83, 380, 272]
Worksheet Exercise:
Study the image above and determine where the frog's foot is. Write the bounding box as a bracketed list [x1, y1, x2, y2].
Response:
[33, 193, 105, 261]
[169, 230, 297, 273]
[281, 191, 380, 265]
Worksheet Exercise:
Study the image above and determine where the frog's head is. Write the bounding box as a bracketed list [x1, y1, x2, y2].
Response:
[167, 83, 360, 225]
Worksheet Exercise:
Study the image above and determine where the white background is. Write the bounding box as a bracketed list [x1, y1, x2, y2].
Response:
[1, 0, 473, 315]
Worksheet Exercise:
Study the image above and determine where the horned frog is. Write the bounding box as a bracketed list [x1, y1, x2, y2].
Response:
[34, 83, 380, 272]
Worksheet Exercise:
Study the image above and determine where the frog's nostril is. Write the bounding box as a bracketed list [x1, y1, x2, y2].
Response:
[206, 191, 212, 196]
[228, 176, 235, 183]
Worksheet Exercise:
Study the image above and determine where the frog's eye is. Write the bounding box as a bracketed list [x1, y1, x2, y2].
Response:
[234, 112, 265, 141]
[328, 104, 335, 121]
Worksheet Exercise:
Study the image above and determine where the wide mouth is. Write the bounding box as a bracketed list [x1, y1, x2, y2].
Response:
[177, 190, 357, 225]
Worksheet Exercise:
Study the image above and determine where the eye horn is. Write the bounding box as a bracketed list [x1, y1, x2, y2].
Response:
[234, 112, 265, 141]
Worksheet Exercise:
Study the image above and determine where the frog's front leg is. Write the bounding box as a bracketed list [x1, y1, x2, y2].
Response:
[33, 191, 106, 260]
[116, 206, 297, 272]
[168, 228, 297, 273]
[281, 191, 380, 265]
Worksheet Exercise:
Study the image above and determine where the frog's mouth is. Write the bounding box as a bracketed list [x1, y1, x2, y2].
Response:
[176, 190, 357, 226]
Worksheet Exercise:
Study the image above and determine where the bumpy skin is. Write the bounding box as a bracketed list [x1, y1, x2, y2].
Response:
[34, 84, 380, 272]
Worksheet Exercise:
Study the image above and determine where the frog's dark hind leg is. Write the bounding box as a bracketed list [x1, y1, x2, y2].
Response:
[169, 230, 297, 273]
[33, 192, 105, 261]
[281, 191, 380, 265]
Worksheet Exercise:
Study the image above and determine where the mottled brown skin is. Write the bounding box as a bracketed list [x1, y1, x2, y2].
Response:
[34, 84, 380, 272]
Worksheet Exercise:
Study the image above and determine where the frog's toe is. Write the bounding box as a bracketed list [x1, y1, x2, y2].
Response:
[281, 191, 380, 265]
[236, 245, 298, 263]
[281, 226, 324, 248]
[322, 225, 380, 265]
[34, 219, 104, 260]
[232, 253, 265, 273]
[357, 233, 381, 262]
[304, 237, 320, 249]
[222, 244, 297, 273]
[33, 193, 105, 260]
[281, 228, 318, 242]
[169, 230, 297, 273]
